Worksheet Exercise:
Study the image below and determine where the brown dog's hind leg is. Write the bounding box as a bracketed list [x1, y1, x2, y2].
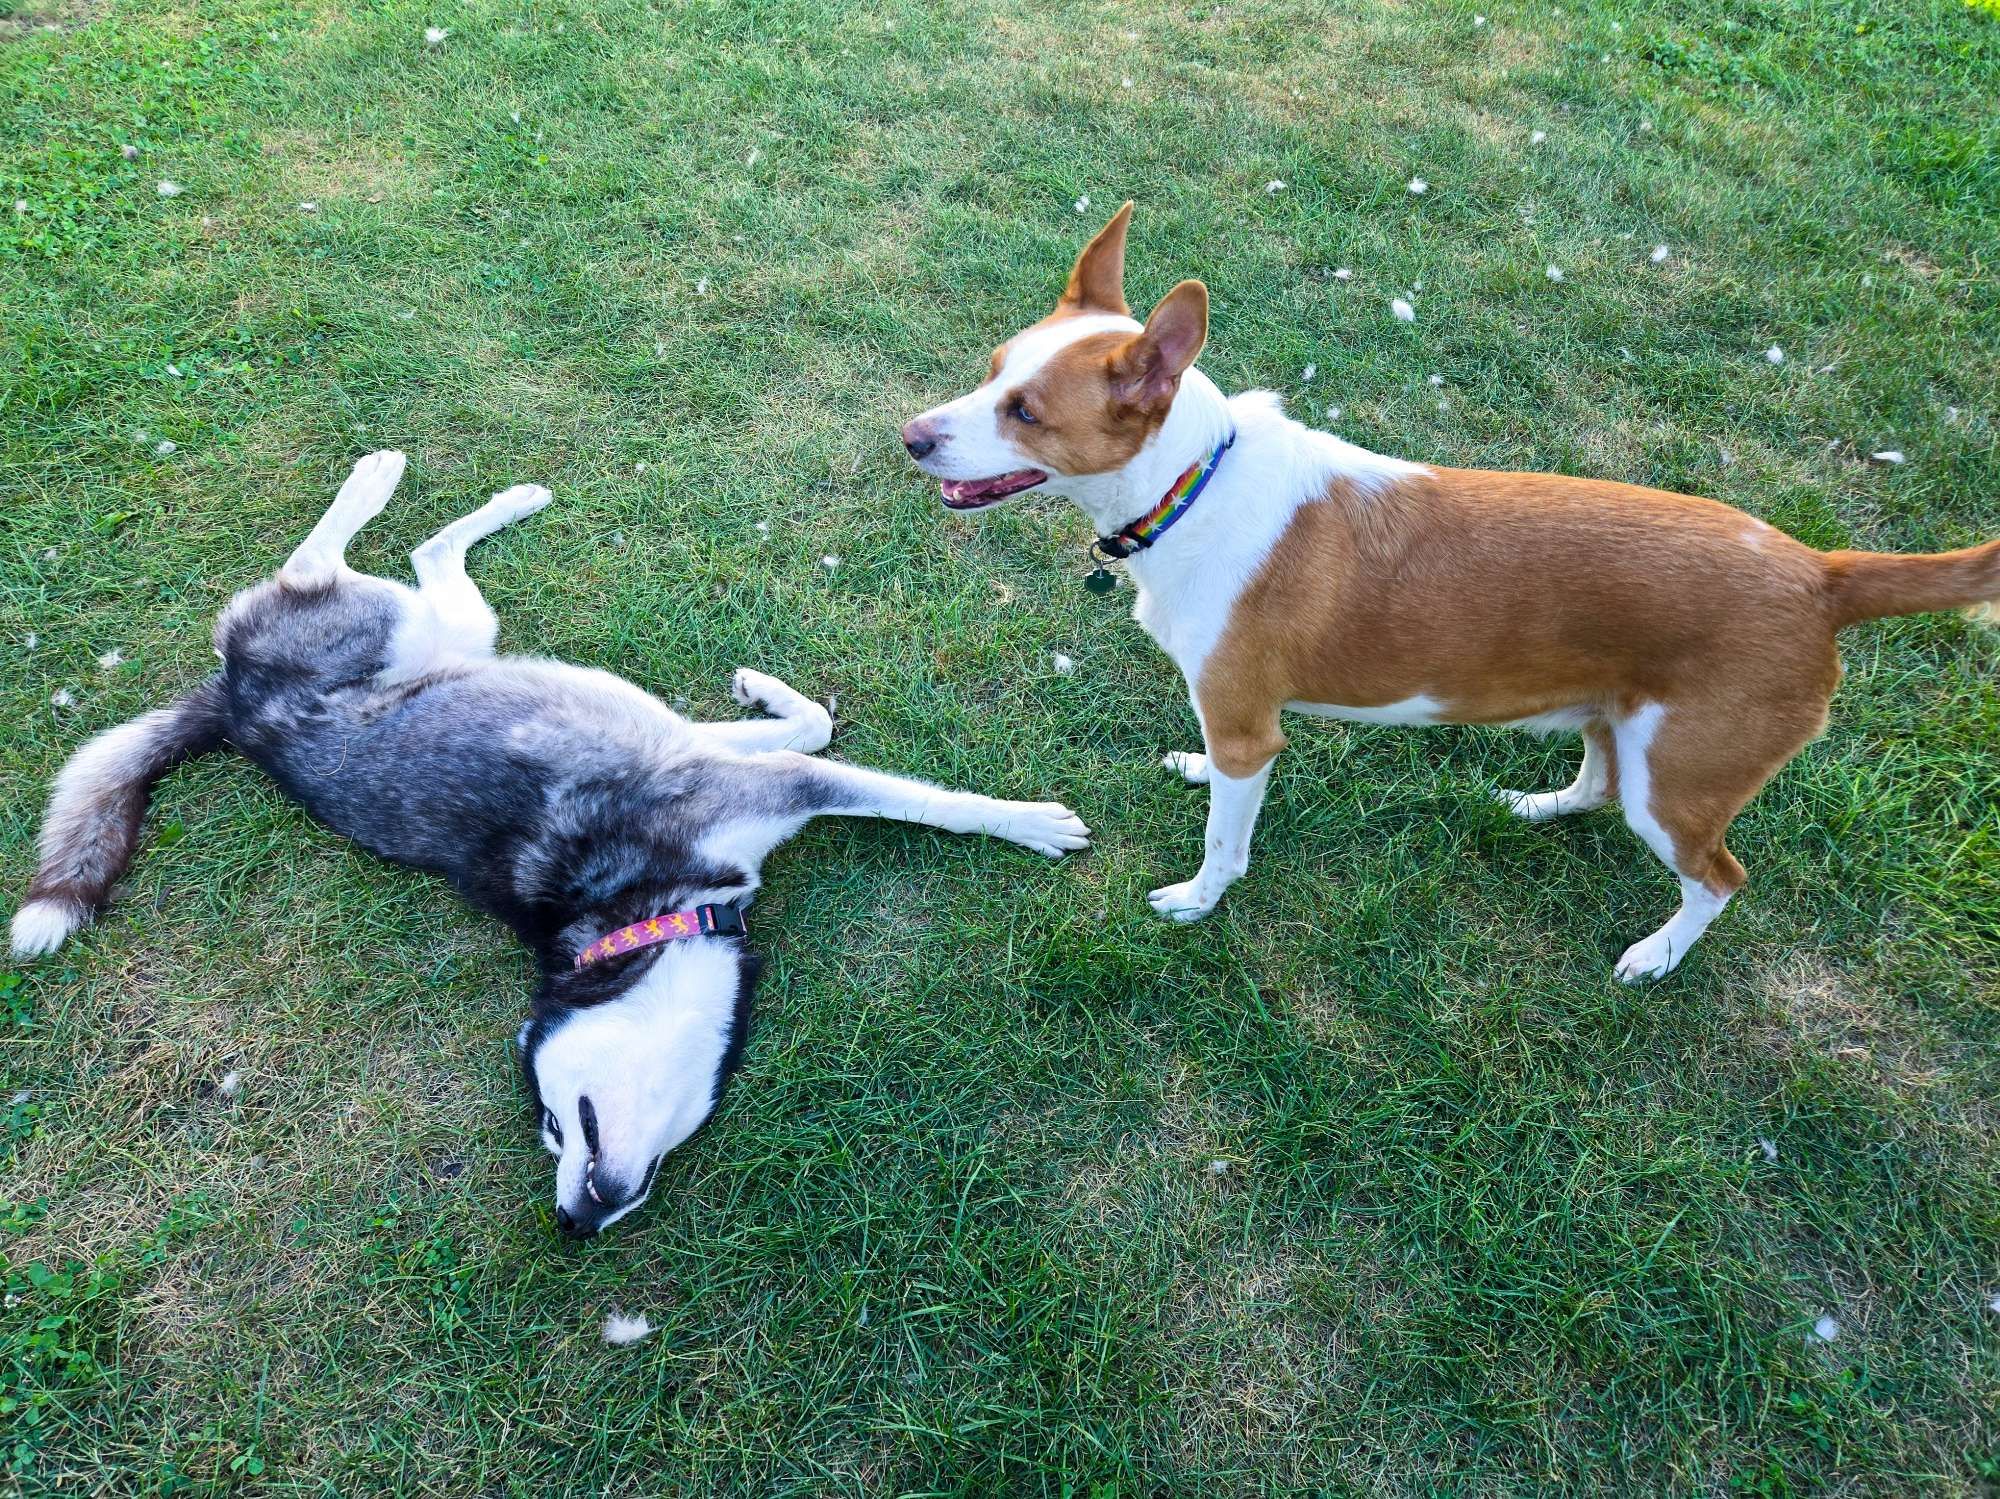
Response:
[1609, 685, 1828, 983]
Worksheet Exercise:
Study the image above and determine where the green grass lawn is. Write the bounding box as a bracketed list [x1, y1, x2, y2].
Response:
[4, 0, 1998, 1490]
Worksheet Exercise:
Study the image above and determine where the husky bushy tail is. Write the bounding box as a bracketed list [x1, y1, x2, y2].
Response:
[11, 676, 229, 956]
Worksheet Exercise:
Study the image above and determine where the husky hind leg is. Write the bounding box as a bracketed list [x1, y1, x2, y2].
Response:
[280, 450, 407, 587]
[382, 483, 552, 680]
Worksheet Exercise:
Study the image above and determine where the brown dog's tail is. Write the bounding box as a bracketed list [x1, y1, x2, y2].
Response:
[1823, 538, 2000, 627]
[11, 675, 229, 959]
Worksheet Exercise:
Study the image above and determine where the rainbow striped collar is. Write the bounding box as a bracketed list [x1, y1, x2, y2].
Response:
[1092, 430, 1236, 563]
[573, 904, 746, 969]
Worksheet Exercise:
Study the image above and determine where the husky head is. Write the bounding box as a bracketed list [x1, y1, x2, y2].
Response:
[898, 201, 1214, 521]
[518, 937, 759, 1238]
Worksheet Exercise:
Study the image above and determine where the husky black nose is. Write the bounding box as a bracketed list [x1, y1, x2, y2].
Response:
[901, 419, 940, 461]
[554, 1205, 594, 1239]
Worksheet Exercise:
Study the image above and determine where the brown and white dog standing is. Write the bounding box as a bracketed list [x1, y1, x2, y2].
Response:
[900, 203, 2000, 981]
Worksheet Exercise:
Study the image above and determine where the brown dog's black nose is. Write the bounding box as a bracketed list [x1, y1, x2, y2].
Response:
[901, 418, 941, 461]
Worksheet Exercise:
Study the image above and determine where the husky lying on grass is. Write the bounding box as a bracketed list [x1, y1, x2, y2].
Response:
[13, 451, 1090, 1236]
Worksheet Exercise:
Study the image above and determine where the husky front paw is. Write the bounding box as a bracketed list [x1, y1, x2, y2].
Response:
[1147, 879, 1219, 922]
[731, 667, 799, 711]
[985, 801, 1091, 858]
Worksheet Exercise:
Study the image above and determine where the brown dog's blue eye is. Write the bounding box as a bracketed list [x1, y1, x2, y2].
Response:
[1011, 399, 1036, 425]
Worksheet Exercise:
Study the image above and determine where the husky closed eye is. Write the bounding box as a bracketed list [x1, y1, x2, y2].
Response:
[542, 1107, 562, 1146]
[578, 1094, 599, 1154]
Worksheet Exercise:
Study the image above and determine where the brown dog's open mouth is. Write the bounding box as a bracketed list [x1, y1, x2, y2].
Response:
[940, 470, 1048, 510]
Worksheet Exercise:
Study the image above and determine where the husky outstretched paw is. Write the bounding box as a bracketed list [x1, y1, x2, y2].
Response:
[984, 801, 1091, 858]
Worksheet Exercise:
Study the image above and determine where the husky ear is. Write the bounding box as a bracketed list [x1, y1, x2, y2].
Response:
[1110, 280, 1209, 411]
[1059, 201, 1133, 316]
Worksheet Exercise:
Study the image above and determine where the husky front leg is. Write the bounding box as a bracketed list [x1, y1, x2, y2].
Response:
[696, 669, 834, 754]
[761, 753, 1089, 858]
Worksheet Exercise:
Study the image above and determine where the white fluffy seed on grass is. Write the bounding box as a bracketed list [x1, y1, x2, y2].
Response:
[121, 143, 139, 160]
[1759, 1138, 1778, 1163]
[1764, 345, 1785, 365]
[695, 277, 709, 296]
[1121, 76, 1133, 88]
[1207, 1159, 1230, 1175]
[11, 199, 25, 215]
[155, 439, 177, 456]
[1545, 264, 1564, 282]
[1407, 177, 1427, 195]
[601, 1312, 655, 1346]
[1301, 363, 1316, 382]
[96, 650, 123, 671]
[1428, 374, 1445, 387]
[1051, 652, 1075, 675]
[424, 25, 448, 46]
[1325, 406, 1341, 421]
[1809, 1315, 1839, 1343]
[1074, 195, 1090, 214]
[821, 555, 840, 571]
[1651, 244, 1670, 263]
[1333, 267, 1353, 281]
[1391, 298, 1415, 322]
[753, 520, 770, 535]
[1530, 130, 1546, 145]
[1473, 13, 1486, 24]
[298, 201, 317, 213]
[156, 180, 181, 197]
[1265, 180, 1285, 194]
[24, 633, 37, 651]
[1869, 450, 1905, 465]
[51, 688, 75, 709]
[217, 1070, 243, 1099]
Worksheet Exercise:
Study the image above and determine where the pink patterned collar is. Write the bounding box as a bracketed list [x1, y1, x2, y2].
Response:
[573, 904, 746, 969]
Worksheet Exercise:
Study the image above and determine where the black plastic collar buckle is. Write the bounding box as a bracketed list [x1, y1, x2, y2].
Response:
[699, 904, 747, 937]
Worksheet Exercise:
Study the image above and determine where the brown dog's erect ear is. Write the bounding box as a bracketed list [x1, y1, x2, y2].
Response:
[1110, 279, 1209, 411]
[1059, 201, 1134, 315]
